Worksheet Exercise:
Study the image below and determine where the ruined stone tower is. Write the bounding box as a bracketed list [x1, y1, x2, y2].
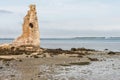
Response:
[12, 4, 40, 47]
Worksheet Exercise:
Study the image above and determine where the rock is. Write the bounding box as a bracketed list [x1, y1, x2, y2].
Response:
[43, 53, 52, 58]
[104, 49, 109, 51]
[71, 48, 77, 51]
[108, 51, 116, 55]
[31, 78, 33, 80]
[31, 52, 39, 56]
[58, 53, 69, 57]
[19, 59, 23, 62]
[69, 61, 90, 65]
[12, 4, 40, 48]
[0, 44, 10, 49]
[75, 48, 95, 51]
[10, 75, 15, 77]
[44, 48, 63, 55]
[0, 56, 15, 61]
[33, 55, 39, 58]
[0, 66, 3, 69]
[88, 57, 99, 61]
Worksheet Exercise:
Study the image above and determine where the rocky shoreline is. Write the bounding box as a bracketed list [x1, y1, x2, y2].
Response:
[0, 44, 117, 58]
[0, 46, 119, 80]
[0, 3, 119, 80]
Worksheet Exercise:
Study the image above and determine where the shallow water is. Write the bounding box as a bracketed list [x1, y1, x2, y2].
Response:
[39, 56, 120, 80]
[0, 61, 22, 80]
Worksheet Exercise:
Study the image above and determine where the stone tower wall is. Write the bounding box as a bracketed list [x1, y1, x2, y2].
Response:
[12, 4, 40, 47]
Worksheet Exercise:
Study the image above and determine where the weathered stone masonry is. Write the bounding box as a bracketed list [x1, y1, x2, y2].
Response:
[12, 4, 40, 47]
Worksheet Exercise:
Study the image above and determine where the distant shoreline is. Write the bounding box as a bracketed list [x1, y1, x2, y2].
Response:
[1, 37, 120, 40]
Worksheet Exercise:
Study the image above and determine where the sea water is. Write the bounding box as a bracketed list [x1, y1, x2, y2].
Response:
[0, 37, 120, 51]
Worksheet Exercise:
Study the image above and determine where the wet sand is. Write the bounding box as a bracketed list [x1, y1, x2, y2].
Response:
[0, 49, 120, 80]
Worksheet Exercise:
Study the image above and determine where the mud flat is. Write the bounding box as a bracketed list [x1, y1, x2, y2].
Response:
[0, 47, 120, 80]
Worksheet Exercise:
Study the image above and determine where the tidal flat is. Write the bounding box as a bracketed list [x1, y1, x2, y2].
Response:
[0, 48, 120, 80]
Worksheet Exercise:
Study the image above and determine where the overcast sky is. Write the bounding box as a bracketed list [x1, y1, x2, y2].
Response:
[0, 0, 120, 38]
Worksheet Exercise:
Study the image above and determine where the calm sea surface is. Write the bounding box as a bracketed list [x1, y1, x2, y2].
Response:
[0, 38, 120, 51]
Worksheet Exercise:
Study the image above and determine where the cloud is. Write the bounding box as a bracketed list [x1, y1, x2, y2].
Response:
[1, 0, 120, 38]
[39, 0, 120, 29]
[0, 10, 13, 14]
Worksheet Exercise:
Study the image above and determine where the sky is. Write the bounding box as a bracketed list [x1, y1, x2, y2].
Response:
[0, 0, 120, 38]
